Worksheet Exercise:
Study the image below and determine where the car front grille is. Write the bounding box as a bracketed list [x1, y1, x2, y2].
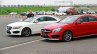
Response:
[41, 29, 51, 33]
[41, 29, 51, 38]
[7, 26, 12, 30]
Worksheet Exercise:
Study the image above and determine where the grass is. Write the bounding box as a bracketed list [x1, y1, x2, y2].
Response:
[0, 6, 56, 15]
[0, 6, 97, 15]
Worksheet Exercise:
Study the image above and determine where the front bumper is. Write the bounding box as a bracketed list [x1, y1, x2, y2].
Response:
[6, 29, 22, 35]
[41, 32, 62, 40]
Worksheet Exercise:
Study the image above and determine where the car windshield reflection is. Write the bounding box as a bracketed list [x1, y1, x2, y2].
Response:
[23, 17, 35, 22]
[23, 16, 39, 22]
[58, 16, 79, 24]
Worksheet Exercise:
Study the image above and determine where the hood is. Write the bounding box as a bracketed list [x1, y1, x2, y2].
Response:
[7, 22, 30, 27]
[43, 23, 68, 30]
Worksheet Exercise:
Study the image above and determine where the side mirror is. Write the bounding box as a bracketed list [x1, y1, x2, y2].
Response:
[33, 20, 38, 23]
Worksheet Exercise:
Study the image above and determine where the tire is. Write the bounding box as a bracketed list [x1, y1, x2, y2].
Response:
[21, 27, 31, 37]
[62, 31, 72, 42]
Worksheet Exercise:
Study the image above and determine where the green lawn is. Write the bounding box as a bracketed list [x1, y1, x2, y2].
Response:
[0, 6, 56, 15]
[1, 6, 97, 15]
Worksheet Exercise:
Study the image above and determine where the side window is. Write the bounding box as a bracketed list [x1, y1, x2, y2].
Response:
[80, 17, 89, 22]
[37, 17, 46, 22]
[88, 17, 97, 22]
[46, 17, 56, 21]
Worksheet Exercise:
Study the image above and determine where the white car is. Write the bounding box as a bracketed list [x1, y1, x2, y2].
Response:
[6, 15, 60, 36]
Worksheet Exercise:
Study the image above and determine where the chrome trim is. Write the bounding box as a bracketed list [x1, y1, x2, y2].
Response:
[41, 29, 51, 33]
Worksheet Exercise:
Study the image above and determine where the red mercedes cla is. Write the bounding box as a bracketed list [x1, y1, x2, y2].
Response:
[41, 15, 97, 41]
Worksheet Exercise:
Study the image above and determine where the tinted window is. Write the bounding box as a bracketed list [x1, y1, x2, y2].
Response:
[88, 17, 97, 22]
[37, 17, 46, 22]
[80, 17, 89, 22]
[46, 17, 56, 21]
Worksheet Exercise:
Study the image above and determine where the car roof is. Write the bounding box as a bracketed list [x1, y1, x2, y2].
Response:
[29, 15, 60, 21]
[34, 15, 57, 18]
[33, 15, 60, 20]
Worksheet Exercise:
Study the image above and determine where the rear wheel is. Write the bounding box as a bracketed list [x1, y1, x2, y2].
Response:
[62, 31, 72, 42]
[21, 27, 31, 37]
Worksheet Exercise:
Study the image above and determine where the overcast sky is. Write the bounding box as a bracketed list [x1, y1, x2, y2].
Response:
[0, 0, 97, 5]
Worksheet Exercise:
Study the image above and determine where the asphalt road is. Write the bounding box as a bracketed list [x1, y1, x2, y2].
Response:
[0, 15, 97, 54]
[1, 37, 97, 54]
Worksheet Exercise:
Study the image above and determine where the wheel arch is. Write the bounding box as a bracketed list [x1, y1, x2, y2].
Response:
[63, 30, 73, 37]
[22, 27, 32, 33]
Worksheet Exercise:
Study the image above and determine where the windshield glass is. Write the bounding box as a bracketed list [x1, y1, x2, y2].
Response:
[59, 16, 79, 24]
[23, 18, 35, 22]
[23, 16, 39, 22]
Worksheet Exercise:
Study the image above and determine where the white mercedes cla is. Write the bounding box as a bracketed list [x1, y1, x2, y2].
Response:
[6, 15, 60, 36]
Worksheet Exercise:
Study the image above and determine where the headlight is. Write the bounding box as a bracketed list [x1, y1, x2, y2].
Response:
[13, 26, 22, 29]
[52, 28, 61, 32]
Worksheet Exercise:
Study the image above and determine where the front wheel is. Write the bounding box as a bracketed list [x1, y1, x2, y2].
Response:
[62, 31, 72, 42]
[21, 28, 31, 37]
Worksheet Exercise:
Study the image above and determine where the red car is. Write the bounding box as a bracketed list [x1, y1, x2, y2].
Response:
[41, 14, 97, 41]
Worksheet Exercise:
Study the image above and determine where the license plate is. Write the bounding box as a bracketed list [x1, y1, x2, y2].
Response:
[42, 33, 47, 36]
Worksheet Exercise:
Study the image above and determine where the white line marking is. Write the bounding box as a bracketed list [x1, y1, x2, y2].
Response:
[0, 38, 44, 51]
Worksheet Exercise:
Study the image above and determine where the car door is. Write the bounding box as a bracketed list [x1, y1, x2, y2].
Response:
[31, 17, 47, 33]
[73, 16, 91, 37]
[31, 16, 58, 33]
[88, 16, 97, 34]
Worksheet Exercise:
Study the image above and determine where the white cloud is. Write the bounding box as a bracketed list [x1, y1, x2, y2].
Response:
[73, 0, 97, 4]
[0, 0, 97, 5]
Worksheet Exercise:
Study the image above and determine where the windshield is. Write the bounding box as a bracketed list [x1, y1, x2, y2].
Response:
[23, 18, 35, 22]
[23, 16, 43, 22]
[58, 16, 79, 24]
